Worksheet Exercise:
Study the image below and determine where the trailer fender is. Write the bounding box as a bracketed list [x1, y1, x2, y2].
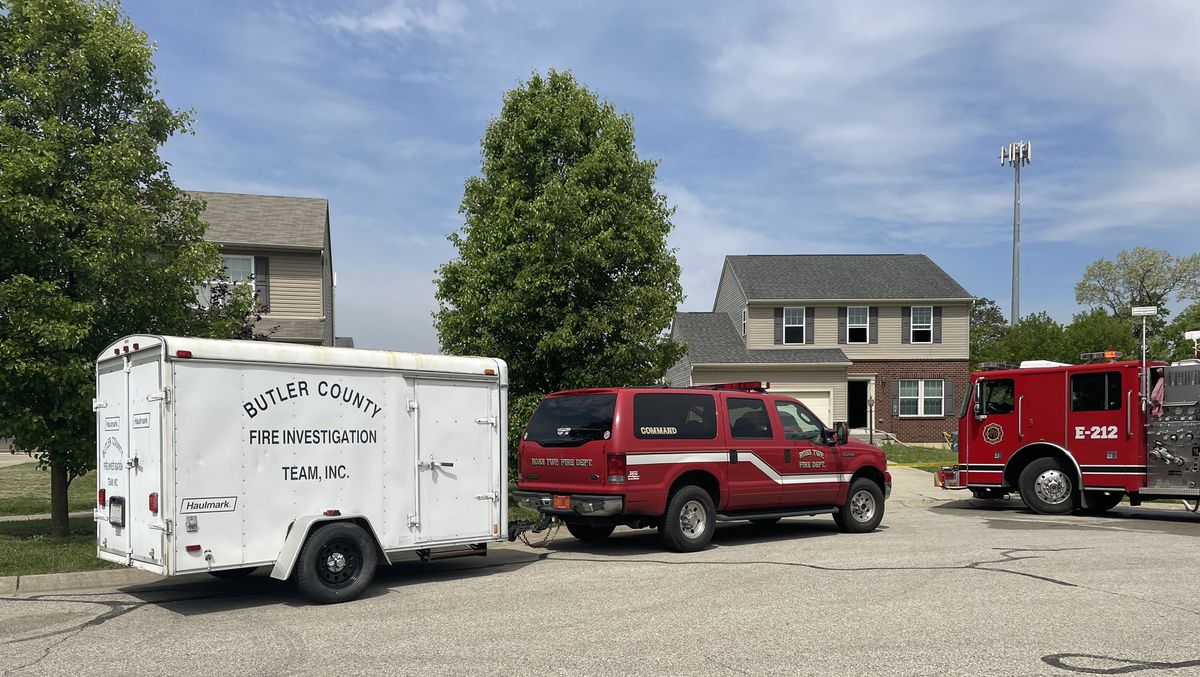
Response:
[269, 514, 387, 581]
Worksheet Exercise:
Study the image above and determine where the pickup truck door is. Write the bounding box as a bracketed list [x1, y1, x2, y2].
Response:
[774, 399, 842, 505]
[721, 395, 785, 511]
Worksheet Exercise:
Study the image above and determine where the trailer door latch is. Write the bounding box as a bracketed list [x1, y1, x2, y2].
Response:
[475, 417, 497, 427]
[475, 492, 498, 501]
[92, 399, 108, 411]
[146, 391, 168, 403]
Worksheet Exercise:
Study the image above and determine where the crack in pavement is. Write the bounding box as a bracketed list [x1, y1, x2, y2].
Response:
[1044, 653, 1200, 674]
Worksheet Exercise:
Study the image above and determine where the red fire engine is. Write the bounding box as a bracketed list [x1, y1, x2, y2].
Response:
[938, 352, 1200, 514]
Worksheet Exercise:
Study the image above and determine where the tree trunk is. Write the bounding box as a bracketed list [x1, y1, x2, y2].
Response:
[50, 462, 69, 537]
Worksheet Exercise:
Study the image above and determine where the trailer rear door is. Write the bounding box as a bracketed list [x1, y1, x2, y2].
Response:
[413, 379, 500, 542]
[95, 350, 166, 573]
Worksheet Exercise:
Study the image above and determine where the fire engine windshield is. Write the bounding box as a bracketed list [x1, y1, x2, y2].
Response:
[524, 394, 616, 447]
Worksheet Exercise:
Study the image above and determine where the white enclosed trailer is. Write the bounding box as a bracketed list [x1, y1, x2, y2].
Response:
[94, 335, 508, 603]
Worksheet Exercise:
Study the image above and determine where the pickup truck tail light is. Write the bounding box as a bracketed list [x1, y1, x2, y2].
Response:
[607, 453, 627, 484]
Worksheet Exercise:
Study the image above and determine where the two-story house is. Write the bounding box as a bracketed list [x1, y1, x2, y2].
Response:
[666, 254, 973, 444]
[192, 191, 336, 347]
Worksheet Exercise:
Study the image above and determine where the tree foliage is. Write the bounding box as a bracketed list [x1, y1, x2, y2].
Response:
[1061, 308, 1137, 361]
[1075, 247, 1200, 340]
[1153, 302, 1200, 363]
[969, 297, 1007, 368]
[435, 70, 684, 472]
[0, 0, 252, 534]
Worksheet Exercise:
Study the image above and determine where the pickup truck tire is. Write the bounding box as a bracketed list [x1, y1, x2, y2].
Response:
[295, 522, 377, 604]
[566, 524, 616, 542]
[834, 478, 884, 533]
[209, 567, 257, 579]
[1019, 457, 1077, 515]
[659, 485, 716, 552]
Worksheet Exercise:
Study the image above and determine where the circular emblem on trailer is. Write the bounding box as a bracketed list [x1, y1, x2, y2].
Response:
[100, 436, 123, 458]
[983, 423, 1004, 444]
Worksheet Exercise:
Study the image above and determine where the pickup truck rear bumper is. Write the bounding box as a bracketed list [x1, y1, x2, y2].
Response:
[512, 491, 624, 517]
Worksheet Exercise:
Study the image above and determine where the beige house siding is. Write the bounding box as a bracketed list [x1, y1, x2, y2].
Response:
[321, 227, 334, 346]
[665, 352, 691, 387]
[262, 251, 323, 319]
[747, 302, 969, 359]
[712, 263, 748, 343]
[691, 366, 849, 424]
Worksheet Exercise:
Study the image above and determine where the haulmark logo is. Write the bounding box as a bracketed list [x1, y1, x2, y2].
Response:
[180, 497, 237, 514]
[132, 413, 150, 429]
[104, 417, 120, 431]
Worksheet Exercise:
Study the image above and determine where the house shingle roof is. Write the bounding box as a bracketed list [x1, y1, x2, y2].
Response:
[673, 313, 850, 365]
[726, 254, 972, 300]
[189, 191, 328, 250]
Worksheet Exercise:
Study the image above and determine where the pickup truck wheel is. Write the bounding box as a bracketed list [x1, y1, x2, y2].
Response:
[1018, 458, 1077, 515]
[750, 517, 781, 526]
[295, 522, 377, 604]
[566, 524, 616, 542]
[659, 485, 715, 552]
[1081, 490, 1124, 514]
[835, 478, 884, 533]
[209, 567, 257, 579]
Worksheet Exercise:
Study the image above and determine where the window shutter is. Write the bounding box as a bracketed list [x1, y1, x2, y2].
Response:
[805, 306, 815, 344]
[943, 379, 954, 417]
[254, 256, 270, 310]
[901, 307, 911, 344]
[933, 306, 943, 344]
[774, 307, 783, 345]
[890, 379, 900, 416]
[869, 307, 879, 344]
[837, 307, 847, 345]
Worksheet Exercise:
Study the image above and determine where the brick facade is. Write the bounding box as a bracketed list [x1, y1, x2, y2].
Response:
[849, 359, 970, 444]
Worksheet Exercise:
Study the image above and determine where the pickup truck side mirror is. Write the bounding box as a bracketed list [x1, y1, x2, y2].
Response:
[831, 422, 849, 445]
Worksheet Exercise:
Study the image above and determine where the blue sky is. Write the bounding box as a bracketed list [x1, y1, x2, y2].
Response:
[123, 0, 1200, 353]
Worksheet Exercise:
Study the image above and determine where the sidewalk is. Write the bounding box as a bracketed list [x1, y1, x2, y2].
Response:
[887, 465, 963, 508]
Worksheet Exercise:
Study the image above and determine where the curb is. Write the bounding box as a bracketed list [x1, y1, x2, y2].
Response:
[0, 568, 162, 595]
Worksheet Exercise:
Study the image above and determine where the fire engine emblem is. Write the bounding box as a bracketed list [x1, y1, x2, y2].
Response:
[983, 423, 1004, 444]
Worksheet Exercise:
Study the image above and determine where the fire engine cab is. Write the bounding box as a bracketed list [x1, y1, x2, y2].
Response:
[938, 351, 1200, 514]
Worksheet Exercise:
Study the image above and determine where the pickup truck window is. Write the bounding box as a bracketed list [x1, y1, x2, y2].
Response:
[774, 400, 823, 442]
[633, 393, 717, 439]
[525, 394, 616, 447]
[728, 397, 774, 440]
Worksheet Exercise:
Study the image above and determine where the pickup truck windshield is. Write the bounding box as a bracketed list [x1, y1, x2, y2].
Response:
[525, 394, 617, 447]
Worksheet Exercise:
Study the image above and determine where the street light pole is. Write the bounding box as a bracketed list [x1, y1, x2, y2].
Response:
[1000, 141, 1032, 325]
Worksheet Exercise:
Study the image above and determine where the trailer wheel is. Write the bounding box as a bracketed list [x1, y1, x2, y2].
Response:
[1019, 458, 1077, 515]
[209, 567, 257, 579]
[1081, 490, 1124, 514]
[565, 524, 616, 542]
[835, 478, 885, 533]
[659, 485, 715, 552]
[295, 522, 377, 604]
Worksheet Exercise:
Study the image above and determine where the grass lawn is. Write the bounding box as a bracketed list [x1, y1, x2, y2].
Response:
[0, 518, 119, 577]
[882, 443, 957, 467]
[0, 463, 97, 516]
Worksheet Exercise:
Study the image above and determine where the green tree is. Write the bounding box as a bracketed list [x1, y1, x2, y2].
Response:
[1075, 247, 1200, 340]
[1152, 302, 1200, 362]
[0, 0, 246, 535]
[970, 297, 1008, 368]
[435, 70, 684, 468]
[1061, 308, 1138, 362]
[998, 312, 1067, 365]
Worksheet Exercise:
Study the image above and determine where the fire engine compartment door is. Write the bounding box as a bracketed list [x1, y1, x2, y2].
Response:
[413, 379, 499, 543]
[1067, 366, 1137, 486]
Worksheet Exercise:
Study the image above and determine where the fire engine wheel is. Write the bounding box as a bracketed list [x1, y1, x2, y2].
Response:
[566, 524, 616, 542]
[1081, 490, 1124, 514]
[1019, 458, 1077, 515]
[295, 522, 378, 604]
[659, 485, 715, 552]
[835, 478, 885, 533]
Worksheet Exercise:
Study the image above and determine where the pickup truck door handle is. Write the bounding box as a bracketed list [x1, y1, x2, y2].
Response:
[784, 449, 792, 463]
[729, 450, 739, 464]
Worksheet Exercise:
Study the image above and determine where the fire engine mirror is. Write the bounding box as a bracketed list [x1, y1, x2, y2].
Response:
[973, 381, 985, 419]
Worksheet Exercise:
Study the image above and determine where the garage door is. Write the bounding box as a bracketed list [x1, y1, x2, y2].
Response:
[772, 391, 832, 427]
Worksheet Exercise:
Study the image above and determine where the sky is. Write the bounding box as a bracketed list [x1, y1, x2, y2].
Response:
[122, 0, 1200, 353]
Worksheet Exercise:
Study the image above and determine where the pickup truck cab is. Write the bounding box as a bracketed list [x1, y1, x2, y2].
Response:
[513, 382, 890, 551]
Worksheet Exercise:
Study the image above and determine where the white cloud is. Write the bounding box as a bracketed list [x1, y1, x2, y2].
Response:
[328, 0, 468, 36]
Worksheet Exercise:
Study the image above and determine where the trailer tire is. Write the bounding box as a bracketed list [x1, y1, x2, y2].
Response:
[208, 567, 257, 579]
[1081, 490, 1124, 514]
[565, 524, 616, 542]
[835, 478, 884, 533]
[295, 522, 377, 604]
[659, 485, 715, 552]
[1019, 457, 1077, 515]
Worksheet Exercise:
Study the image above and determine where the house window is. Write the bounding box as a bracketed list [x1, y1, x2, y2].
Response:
[742, 308, 747, 337]
[848, 306, 869, 343]
[196, 255, 254, 307]
[783, 307, 805, 344]
[899, 379, 943, 417]
[911, 306, 933, 343]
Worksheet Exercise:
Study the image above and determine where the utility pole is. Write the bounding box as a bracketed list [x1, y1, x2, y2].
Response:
[1000, 141, 1032, 325]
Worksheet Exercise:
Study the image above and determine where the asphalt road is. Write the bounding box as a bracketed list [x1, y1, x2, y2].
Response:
[4, 496, 1200, 676]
